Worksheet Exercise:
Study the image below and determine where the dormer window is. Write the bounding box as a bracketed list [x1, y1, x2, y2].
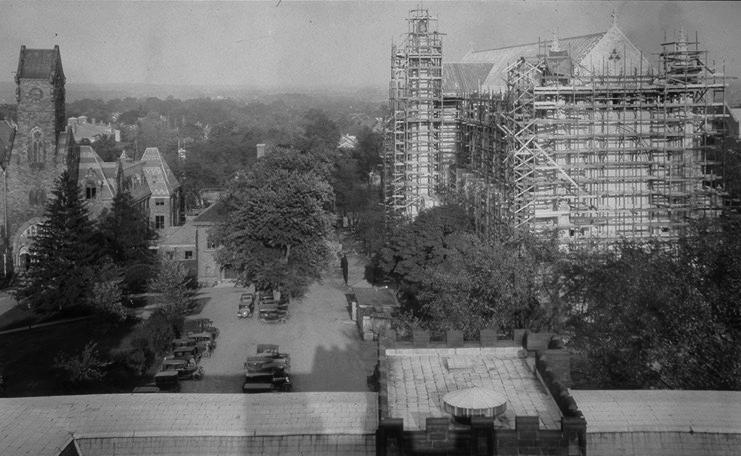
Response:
[85, 184, 97, 200]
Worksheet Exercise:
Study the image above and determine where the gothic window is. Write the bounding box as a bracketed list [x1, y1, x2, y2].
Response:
[85, 185, 97, 200]
[28, 129, 45, 165]
[608, 49, 621, 62]
[206, 233, 217, 250]
[155, 215, 165, 230]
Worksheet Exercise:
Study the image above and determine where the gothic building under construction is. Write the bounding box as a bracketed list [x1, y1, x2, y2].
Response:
[383, 10, 728, 247]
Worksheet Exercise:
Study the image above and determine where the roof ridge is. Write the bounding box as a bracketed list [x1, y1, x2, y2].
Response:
[470, 31, 606, 54]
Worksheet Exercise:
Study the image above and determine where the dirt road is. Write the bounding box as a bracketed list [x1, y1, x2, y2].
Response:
[181, 249, 377, 393]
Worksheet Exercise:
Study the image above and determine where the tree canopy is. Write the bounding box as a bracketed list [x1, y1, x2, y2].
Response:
[98, 191, 158, 266]
[371, 206, 561, 337]
[562, 221, 741, 390]
[213, 148, 335, 297]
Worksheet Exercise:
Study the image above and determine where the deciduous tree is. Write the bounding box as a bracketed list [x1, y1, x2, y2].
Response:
[214, 149, 334, 297]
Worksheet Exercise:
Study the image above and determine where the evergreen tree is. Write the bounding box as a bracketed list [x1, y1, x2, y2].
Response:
[16, 170, 100, 312]
[98, 191, 157, 266]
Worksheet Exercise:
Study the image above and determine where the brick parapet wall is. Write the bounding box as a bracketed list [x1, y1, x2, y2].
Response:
[380, 328, 512, 350]
[377, 329, 587, 455]
[378, 415, 586, 456]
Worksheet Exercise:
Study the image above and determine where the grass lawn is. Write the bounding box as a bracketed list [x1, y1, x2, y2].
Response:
[0, 318, 140, 397]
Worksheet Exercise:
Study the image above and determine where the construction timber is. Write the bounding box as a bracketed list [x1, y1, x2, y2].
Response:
[456, 31, 727, 247]
[384, 9, 445, 223]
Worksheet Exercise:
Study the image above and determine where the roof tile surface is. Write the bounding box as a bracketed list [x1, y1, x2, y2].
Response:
[385, 346, 561, 431]
[0, 392, 378, 456]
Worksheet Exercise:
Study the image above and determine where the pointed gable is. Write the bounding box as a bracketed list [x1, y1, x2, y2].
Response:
[15, 45, 65, 82]
[577, 23, 653, 76]
[459, 32, 606, 92]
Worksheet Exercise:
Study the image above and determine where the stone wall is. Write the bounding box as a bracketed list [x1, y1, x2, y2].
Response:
[3, 76, 71, 272]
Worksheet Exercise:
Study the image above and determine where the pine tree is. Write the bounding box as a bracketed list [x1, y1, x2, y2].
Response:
[16, 170, 101, 312]
[98, 191, 157, 266]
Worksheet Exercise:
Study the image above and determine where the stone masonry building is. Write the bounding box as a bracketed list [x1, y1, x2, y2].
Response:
[1, 45, 182, 276]
[2, 46, 77, 273]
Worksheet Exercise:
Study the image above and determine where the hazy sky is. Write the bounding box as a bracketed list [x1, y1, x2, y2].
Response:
[1, 1, 740, 89]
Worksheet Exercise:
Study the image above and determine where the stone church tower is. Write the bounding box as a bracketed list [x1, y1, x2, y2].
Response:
[1, 45, 76, 274]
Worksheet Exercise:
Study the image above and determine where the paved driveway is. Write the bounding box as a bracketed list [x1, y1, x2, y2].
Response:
[181, 252, 377, 393]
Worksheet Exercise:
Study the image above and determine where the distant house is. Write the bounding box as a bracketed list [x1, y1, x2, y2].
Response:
[77, 146, 181, 230]
[67, 116, 118, 143]
[338, 134, 358, 151]
[192, 202, 236, 285]
[157, 223, 197, 279]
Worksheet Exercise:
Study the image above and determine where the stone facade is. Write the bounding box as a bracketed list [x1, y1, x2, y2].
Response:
[2, 46, 75, 273]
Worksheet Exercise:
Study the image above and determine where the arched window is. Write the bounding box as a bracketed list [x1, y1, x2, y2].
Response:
[85, 183, 97, 200]
[28, 129, 44, 165]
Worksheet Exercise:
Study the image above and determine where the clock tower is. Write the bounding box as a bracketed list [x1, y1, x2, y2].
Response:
[2, 45, 75, 275]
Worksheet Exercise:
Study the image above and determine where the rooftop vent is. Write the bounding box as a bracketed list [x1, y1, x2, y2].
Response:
[442, 387, 507, 424]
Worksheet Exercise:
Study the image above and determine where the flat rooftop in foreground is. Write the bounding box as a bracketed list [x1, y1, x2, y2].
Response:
[385, 346, 562, 431]
[0, 392, 377, 456]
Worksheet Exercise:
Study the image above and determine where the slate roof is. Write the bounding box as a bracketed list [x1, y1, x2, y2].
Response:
[458, 32, 605, 92]
[141, 147, 179, 197]
[0, 120, 15, 169]
[78, 145, 117, 201]
[15, 46, 64, 81]
[120, 161, 151, 203]
[159, 222, 197, 248]
[0, 392, 378, 456]
[442, 63, 495, 95]
[338, 134, 358, 150]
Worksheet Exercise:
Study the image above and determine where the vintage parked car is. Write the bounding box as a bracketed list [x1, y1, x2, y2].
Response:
[184, 318, 219, 339]
[242, 371, 292, 393]
[245, 345, 290, 372]
[237, 303, 253, 319]
[187, 332, 216, 350]
[170, 345, 201, 362]
[172, 338, 197, 349]
[154, 370, 180, 391]
[160, 358, 204, 380]
[258, 308, 288, 323]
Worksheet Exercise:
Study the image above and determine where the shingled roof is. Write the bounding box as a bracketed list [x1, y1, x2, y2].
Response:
[442, 62, 495, 95]
[141, 147, 179, 197]
[452, 23, 651, 94]
[15, 45, 65, 82]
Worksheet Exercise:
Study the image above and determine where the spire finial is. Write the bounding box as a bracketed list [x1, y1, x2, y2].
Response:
[610, 10, 618, 27]
[551, 29, 560, 52]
